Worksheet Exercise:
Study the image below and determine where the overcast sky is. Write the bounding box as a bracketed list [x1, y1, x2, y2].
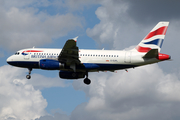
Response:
[1, 0, 180, 120]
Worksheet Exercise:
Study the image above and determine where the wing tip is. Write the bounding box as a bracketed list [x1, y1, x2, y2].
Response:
[73, 36, 79, 42]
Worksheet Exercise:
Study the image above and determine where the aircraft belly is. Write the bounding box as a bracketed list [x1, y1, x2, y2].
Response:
[97, 64, 137, 70]
[7, 61, 39, 68]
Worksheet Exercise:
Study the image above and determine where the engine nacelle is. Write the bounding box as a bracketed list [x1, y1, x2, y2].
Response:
[39, 59, 64, 70]
[59, 70, 85, 79]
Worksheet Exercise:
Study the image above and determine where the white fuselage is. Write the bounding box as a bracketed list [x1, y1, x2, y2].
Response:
[7, 48, 160, 72]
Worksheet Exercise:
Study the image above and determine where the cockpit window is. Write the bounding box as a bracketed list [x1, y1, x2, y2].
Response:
[15, 52, 20, 55]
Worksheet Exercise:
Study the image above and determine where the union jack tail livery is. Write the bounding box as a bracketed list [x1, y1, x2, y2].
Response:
[135, 22, 169, 53]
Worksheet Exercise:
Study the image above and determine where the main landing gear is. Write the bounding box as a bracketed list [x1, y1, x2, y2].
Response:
[83, 72, 91, 85]
[84, 78, 91, 85]
[26, 68, 32, 79]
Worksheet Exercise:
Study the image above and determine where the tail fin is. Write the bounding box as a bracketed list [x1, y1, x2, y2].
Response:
[135, 22, 169, 53]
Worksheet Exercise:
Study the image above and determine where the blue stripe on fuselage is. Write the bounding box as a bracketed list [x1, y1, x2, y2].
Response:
[76, 63, 136, 70]
[7, 61, 137, 70]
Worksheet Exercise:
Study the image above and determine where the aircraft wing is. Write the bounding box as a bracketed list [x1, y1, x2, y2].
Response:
[58, 37, 81, 67]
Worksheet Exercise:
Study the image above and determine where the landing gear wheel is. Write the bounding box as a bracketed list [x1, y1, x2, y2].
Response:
[26, 75, 31, 79]
[84, 78, 91, 85]
[26, 68, 32, 79]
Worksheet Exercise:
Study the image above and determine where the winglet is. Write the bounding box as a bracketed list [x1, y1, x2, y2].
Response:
[73, 36, 79, 42]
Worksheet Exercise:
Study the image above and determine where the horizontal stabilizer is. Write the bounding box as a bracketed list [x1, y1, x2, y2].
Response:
[143, 49, 158, 58]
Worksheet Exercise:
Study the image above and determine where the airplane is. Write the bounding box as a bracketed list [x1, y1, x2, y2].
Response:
[7, 22, 171, 85]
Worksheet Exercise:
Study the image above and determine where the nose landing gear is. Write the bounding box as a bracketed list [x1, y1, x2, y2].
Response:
[26, 68, 32, 79]
[83, 72, 91, 85]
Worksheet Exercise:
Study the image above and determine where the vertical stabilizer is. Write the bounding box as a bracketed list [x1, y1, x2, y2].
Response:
[135, 22, 169, 53]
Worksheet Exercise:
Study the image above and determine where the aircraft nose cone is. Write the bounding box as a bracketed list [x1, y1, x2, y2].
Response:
[7, 57, 11, 63]
[7, 57, 12, 64]
[6, 56, 16, 66]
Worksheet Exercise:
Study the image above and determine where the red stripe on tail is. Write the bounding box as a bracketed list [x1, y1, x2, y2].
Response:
[136, 46, 151, 52]
[144, 26, 168, 40]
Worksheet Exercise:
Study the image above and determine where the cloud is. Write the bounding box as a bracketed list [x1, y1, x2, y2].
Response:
[86, 0, 180, 52]
[52, 0, 100, 11]
[126, 0, 180, 24]
[86, 0, 147, 50]
[0, 65, 69, 120]
[0, 65, 47, 120]
[70, 64, 180, 120]
[26, 73, 69, 90]
[3, 0, 51, 9]
[0, 0, 83, 51]
[35, 113, 69, 120]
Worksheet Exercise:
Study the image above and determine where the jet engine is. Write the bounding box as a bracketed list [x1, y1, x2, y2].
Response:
[39, 59, 64, 70]
[59, 70, 85, 79]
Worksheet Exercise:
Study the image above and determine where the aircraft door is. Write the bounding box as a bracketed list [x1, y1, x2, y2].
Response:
[124, 52, 131, 63]
[24, 53, 30, 60]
